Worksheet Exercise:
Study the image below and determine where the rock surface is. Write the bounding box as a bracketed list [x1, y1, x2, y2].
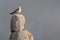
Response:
[9, 7, 34, 40]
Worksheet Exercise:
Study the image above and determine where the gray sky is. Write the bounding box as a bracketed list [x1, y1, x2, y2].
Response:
[0, 0, 60, 40]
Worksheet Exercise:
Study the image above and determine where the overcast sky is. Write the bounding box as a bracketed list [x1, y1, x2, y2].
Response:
[0, 0, 60, 40]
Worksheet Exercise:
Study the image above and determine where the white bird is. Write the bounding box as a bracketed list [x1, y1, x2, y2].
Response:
[9, 6, 34, 40]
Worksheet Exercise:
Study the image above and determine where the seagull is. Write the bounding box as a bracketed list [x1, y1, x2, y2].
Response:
[10, 6, 21, 15]
[9, 6, 34, 40]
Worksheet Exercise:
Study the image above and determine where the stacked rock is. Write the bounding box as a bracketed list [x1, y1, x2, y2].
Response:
[9, 7, 34, 40]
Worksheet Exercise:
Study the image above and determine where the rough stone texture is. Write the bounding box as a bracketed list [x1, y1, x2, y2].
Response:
[9, 12, 34, 40]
